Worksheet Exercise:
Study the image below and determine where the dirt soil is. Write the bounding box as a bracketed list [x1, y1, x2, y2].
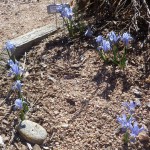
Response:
[0, 0, 64, 50]
[0, 0, 150, 150]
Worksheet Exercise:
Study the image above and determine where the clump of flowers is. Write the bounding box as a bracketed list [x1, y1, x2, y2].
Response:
[96, 31, 133, 69]
[57, 3, 85, 37]
[117, 101, 145, 143]
[57, 4, 73, 20]
[4, 41, 28, 120]
[8, 59, 24, 80]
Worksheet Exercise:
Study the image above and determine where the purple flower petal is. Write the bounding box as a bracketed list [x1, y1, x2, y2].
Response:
[58, 4, 73, 20]
[130, 122, 145, 139]
[108, 31, 120, 43]
[117, 114, 134, 130]
[101, 40, 111, 52]
[122, 32, 133, 46]
[12, 80, 23, 92]
[96, 35, 103, 44]
[15, 99, 23, 110]
[123, 101, 137, 114]
[4, 41, 15, 53]
[8, 59, 24, 76]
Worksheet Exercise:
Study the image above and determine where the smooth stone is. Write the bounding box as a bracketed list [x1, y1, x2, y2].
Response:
[17, 120, 47, 144]
[138, 131, 149, 142]
[33, 144, 41, 150]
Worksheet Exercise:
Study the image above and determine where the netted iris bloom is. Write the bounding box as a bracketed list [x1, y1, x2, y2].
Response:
[63, 7, 73, 20]
[108, 31, 120, 43]
[117, 114, 134, 131]
[12, 80, 23, 92]
[14, 99, 23, 110]
[57, 4, 73, 20]
[8, 60, 24, 77]
[96, 35, 103, 44]
[129, 122, 145, 141]
[123, 101, 137, 114]
[5, 41, 15, 53]
[8, 59, 15, 66]
[56, 4, 63, 12]
[7, 59, 19, 67]
[122, 32, 132, 46]
[85, 27, 93, 37]
[101, 40, 111, 52]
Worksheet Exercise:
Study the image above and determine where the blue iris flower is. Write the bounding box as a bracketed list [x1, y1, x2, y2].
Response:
[85, 27, 93, 37]
[122, 32, 132, 46]
[10, 64, 21, 76]
[8, 59, 19, 67]
[123, 101, 137, 114]
[14, 99, 23, 110]
[8, 59, 24, 76]
[101, 40, 111, 52]
[96, 35, 103, 45]
[12, 80, 23, 92]
[5, 41, 15, 53]
[129, 122, 145, 141]
[57, 4, 73, 20]
[8, 59, 15, 66]
[108, 31, 120, 43]
[117, 114, 134, 131]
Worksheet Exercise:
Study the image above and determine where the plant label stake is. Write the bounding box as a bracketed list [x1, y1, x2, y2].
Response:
[47, 1, 69, 28]
[47, 4, 61, 14]
[47, 0, 60, 27]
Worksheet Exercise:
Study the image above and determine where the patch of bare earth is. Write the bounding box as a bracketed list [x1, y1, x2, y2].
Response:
[0, 0, 150, 150]
[0, 30, 150, 149]
[0, 0, 64, 50]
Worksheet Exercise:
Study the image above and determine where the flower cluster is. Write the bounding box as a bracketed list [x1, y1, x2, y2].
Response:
[57, 4, 73, 20]
[117, 101, 145, 143]
[57, 3, 85, 37]
[8, 59, 24, 78]
[96, 31, 132, 48]
[5, 41, 28, 120]
[94, 31, 133, 68]
[12, 80, 23, 92]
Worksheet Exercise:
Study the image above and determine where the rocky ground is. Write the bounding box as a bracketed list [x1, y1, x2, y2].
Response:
[0, 0, 150, 150]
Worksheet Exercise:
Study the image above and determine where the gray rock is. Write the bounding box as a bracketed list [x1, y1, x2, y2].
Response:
[33, 144, 41, 150]
[17, 120, 47, 144]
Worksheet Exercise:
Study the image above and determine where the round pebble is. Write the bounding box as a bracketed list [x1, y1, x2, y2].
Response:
[17, 120, 47, 144]
[138, 131, 149, 142]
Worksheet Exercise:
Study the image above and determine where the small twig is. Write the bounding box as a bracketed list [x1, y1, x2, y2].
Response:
[98, 22, 111, 31]
[115, 0, 128, 16]
[142, 0, 150, 17]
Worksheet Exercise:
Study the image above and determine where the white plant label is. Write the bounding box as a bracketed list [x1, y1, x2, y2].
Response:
[47, 4, 61, 14]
